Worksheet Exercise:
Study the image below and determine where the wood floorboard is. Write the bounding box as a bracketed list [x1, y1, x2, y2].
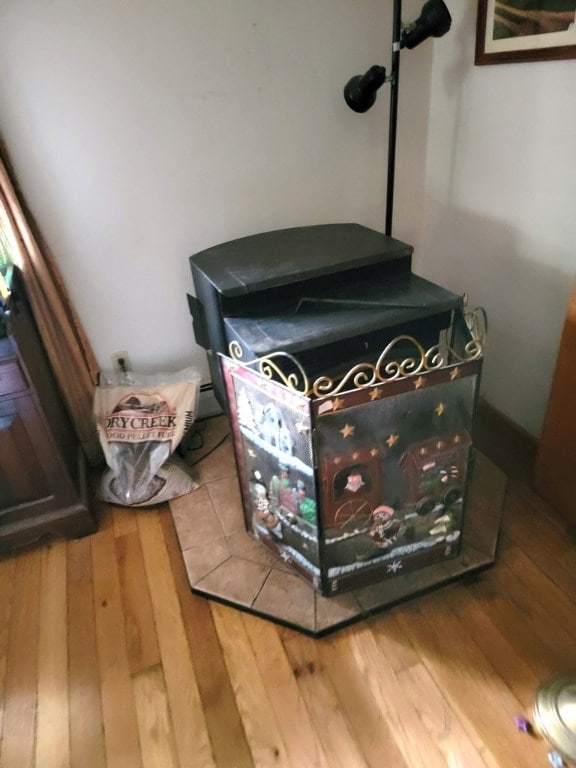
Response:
[67, 536, 107, 768]
[137, 508, 215, 768]
[115, 530, 161, 677]
[394, 593, 547, 768]
[241, 613, 333, 768]
[327, 624, 447, 768]
[211, 602, 291, 767]
[1, 548, 41, 768]
[278, 627, 370, 768]
[92, 529, 144, 768]
[36, 542, 69, 768]
[315, 626, 411, 768]
[0, 414, 574, 767]
[132, 665, 180, 768]
[0, 554, 16, 750]
[160, 510, 254, 768]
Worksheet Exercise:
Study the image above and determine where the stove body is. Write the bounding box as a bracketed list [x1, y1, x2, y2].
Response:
[188, 224, 485, 597]
[188, 223, 463, 409]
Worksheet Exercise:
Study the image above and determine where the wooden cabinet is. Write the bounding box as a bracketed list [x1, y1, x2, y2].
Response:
[0, 273, 96, 552]
[534, 286, 576, 527]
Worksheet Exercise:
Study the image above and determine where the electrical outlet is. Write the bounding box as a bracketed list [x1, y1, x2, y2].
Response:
[111, 350, 132, 374]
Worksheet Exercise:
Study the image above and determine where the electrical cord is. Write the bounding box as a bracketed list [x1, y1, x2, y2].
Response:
[186, 432, 231, 467]
[178, 416, 231, 467]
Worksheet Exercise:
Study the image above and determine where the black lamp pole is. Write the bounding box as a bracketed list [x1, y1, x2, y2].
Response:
[385, 0, 402, 237]
[344, 0, 451, 236]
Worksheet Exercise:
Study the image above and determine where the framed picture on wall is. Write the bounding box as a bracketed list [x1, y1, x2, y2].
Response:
[475, 0, 576, 64]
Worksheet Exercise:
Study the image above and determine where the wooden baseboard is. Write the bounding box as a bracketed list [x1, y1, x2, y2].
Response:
[473, 397, 538, 485]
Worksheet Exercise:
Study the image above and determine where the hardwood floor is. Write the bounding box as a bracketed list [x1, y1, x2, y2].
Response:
[1, 416, 575, 768]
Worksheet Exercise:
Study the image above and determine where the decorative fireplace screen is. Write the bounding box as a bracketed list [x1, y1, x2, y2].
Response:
[221, 306, 485, 597]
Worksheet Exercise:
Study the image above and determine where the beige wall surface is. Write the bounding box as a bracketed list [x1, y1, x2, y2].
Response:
[0, 0, 429, 383]
[0, 0, 571, 436]
[413, 3, 576, 436]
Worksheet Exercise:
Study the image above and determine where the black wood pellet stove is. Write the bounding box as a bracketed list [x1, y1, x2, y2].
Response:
[187, 222, 487, 597]
[182, 1, 500, 615]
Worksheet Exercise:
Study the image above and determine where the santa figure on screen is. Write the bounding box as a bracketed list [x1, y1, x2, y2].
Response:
[369, 504, 404, 549]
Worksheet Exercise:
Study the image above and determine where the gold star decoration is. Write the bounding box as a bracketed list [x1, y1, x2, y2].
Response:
[369, 388, 381, 401]
[248, 448, 256, 458]
[413, 376, 425, 390]
[332, 397, 345, 411]
[340, 423, 355, 439]
[352, 452, 360, 460]
[449, 367, 461, 381]
[435, 402, 446, 416]
[386, 433, 399, 448]
[370, 448, 379, 457]
[333, 457, 342, 465]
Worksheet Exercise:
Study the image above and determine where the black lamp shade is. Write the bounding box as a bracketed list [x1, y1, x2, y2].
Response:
[401, 0, 451, 49]
[344, 65, 387, 113]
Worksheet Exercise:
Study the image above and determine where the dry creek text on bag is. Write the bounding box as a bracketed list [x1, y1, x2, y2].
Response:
[104, 409, 195, 442]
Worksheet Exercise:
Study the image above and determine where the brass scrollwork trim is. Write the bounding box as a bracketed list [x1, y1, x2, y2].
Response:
[228, 342, 311, 395]
[228, 308, 486, 399]
[310, 330, 484, 398]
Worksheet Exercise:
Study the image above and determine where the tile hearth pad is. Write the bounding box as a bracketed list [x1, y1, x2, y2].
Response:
[173, 416, 506, 636]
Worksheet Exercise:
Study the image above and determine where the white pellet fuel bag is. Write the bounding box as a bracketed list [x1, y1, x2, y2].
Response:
[94, 367, 201, 506]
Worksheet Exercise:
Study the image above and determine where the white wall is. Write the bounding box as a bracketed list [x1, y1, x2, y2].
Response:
[1, 1, 569, 437]
[0, 0, 430, 384]
[415, 3, 576, 437]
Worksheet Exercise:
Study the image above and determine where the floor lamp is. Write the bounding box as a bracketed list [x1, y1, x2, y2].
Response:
[343, 0, 452, 236]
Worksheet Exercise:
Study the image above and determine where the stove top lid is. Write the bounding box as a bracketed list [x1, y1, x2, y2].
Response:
[190, 223, 413, 296]
[223, 272, 462, 357]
